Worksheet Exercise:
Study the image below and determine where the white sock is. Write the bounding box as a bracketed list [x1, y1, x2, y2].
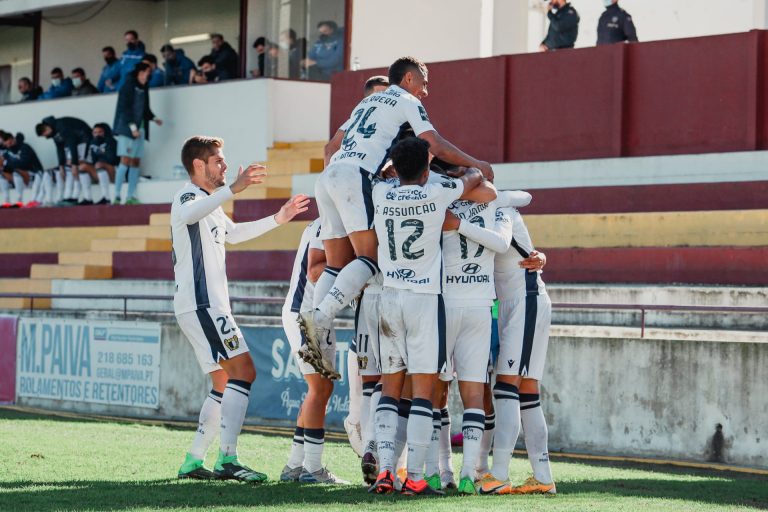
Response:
[72, 172, 81, 200]
[43, 171, 54, 203]
[97, 170, 110, 201]
[12, 173, 25, 203]
[78, 173, 93, 201]
[375, 395, 399, 473]
[0, 178, 10, 203]
[303, 428, 325, 473]
[360, 381, 375, 452]
[406, 398, 433, 481]
[220, 379, 251, 457]
[424, 409, 441, 476]
[476, 411, 495, 475]
[54, 169, 64, 201]
[347, 349, 362, 425]
[490, 382, 520, 481]
[316, 257, 376, 320]
[63, 169, 74, 199]
[189, 390, 222, 460]
[287, 426, 305, 468]
[363, 382, 381, 454]
[393, 398, 411, 465]
[439, 408, 453, 474]
[460, 408, 485, 479]
[31, 174, 42, 202]
[520, 393, 553, 484]
[312, 267, 338, 308]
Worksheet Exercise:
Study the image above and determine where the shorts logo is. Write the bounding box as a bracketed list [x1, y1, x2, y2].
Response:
[462, 263, 481, 275]
[223, 335, 240, 351]
[357, 355, 368, 370]
[180, 192, 196, 204]
[507, 359, 515, 368]
[396, 268, 416, 279]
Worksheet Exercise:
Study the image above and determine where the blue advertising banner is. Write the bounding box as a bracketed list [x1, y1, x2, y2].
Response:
[241, 326, 353, 428]
[16, 318, 161, 409]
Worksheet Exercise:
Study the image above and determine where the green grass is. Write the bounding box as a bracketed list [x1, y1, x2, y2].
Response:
[0, 409, 766, 512]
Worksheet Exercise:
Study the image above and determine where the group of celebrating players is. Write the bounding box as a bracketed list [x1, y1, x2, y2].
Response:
[170, 55, 555, 497]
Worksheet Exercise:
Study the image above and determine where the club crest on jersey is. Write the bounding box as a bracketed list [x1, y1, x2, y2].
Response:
[180, 192, 196, 204]
[418, 106, 430, 122]
[462, 263, 481, 275]
[223, 334, 240, 351]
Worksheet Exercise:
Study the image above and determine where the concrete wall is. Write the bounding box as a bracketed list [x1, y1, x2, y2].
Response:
[0, 26, 34, 104]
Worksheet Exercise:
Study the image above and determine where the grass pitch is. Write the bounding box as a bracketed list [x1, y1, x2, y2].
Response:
[0, 409, 766, 512]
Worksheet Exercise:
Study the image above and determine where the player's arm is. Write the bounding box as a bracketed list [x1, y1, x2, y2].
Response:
[457, 167, 497, 204]
[418, 130, 494, 181]
[448, 207, 513, 253]
[307, 248, 326, 283]
[225, 194, 310, 244]
[324, 129, 344, 166]
[496, 190, 532, 208]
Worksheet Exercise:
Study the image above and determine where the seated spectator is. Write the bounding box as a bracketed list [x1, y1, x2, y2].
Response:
[116, 29, 146, 90]
[80, 123, 119, 205]
[98, 46, 121, 93]
[17, 77, 42, 102]
[142, 54, 166, 88]
[161, 44, 196, 86]
[250, 36, 266, 77]
[35, 115, 91, 205]
[303, 21, 344, 81]
[192, 56, 220, 84]
[209, 33, 239, 80]
[39, 68, 73, 100]
[71, 68, 99, 96]
[0, 131, 44, 207]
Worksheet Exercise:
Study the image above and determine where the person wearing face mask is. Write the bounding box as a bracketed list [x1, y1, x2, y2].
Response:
[597, 0, 638, 45]
[160, 44, 197, 86]
[98, 46, 122, 93]
[39, 67, 73, 100]
[80, 123, 119, 205]
[71, 68, 99, 96]
[539, 0, 580, 52]
[113, 62, 163, 205]
[0, 131, 44, 208]
[208, 33, 239, 80]
[142, 54, 166, 88]
[193, 56, 220, 85]
[116, 29, 146, 90]
[303, 21, 344, 81]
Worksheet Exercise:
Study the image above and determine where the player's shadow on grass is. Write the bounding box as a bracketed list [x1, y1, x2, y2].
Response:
[0, 477, 767, 511]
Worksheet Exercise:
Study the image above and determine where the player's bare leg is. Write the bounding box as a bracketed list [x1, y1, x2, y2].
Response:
[510, 378, 555, 494]
[282, 404, 305, 481]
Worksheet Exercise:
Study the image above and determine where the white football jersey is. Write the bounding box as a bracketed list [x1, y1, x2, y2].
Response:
[171, 183, 233, 315]
[284, 219, 324, 314]
[442, 200, 500, 306]
[494, 207, 546, 300]
[373, 178, 464, 294]
[330, 85, 435, 174]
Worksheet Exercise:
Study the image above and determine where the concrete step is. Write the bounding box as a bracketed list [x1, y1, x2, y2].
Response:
[267, 148, 324, 161]
[264, 159, 323, 174]
[30, 264, 112, 280]
[273, 141, 325, 150]
[117, 225, 171, 239]
[58, 251, 113, 266]
[149, 213, 171, 226]
[91, 238, 171, 252]
[236, 187, 293, 200]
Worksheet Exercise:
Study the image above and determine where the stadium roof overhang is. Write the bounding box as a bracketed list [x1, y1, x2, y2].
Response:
[0, 0, 96, 17]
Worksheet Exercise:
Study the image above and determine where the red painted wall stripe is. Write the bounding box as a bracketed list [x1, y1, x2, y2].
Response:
[0, 203, 170, 229]
[0, 315, 18, 403]
[0, 253, 58, 278]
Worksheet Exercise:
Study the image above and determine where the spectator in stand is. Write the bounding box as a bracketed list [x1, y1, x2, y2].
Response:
[39, 67, 73, 100]
[98, 46, 121, 93]
[113, 62, 162, 205]
[161, 44, 196, 86]
[597, 0, 638, 46]
[250, 36, 266, 77]
[35, 116, 91, 205]
[80, 123, 119, 205]
[0, 131, 44, 207]
[116, 30, 146, 89]
[71, 68, 99, 96]
[264, 42, 280, 77]
[280, 29, 302, 79]
[540, 0, 580, 51]
[209, 33, 239, 80]
[192, 56, 220, 84]
[142, 54, 166, 88]
[303, 21, 344, 81]
[17, 77, 42, 102]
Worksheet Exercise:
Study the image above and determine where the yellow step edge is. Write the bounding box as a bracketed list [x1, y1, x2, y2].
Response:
[30, 264, 112, 280]
[91, 238, 171, 253]
[0, 278, 52, 293]
[59, 252, 113, 266]
[117, 225, 171, 240]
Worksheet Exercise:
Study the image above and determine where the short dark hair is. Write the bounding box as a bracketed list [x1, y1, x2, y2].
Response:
[0, 131, 12, 142]
[124, 29, 138, 38]
[253, 36, 266, 48]
[102, 46, 115, 54]
[388, 56, 427, 87]
[198, 55, 215, 66]
[181, 136, 223, 175]
[72, 67, 85, 76]
[364, 75, 389, 95]
[160, 44, 174, 53]
[35, 123, 48, 136]
[133, 62, 151, 76]
[143, 53, 158, 65]
[51, 67, 63, 75]
[390, 137, 430, 182]
[317, 20, 338, 31]
[211, 33, 223, 41]
[18, 77, 32, 85]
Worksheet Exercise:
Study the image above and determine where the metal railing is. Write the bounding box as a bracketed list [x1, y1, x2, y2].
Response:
[1, 292, 766, 338]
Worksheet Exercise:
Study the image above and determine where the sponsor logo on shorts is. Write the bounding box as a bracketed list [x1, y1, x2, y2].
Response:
[462, 263, 481, 275]
[223, 334, 240, 351]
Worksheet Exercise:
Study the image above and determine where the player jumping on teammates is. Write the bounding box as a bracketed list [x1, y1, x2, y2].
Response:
[173, 135, 309, 482]
[299, 56, 494, 378]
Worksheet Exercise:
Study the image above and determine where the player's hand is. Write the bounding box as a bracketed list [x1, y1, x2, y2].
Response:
[380, 162, 397, 179]
[275, 194, 310, 224]
[442, 211, 460, 231]
[131, 130, 141, 139]
[230, 164, 267, 194]
[154, 118, 163, 126]
[476, 161, 495, 182]
[446, 166, 469, 178]
[519, 250, 547, 271]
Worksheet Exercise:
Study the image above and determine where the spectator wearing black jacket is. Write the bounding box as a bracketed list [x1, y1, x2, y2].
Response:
[80, 123, 119, 204]
[0, 131, 44, 207]
[597, 0, 638, 46]
[112, 62, 162, 205]
[71, 68, 99, 96]
[250, 36, 266, 77]
[540, 0, 580, 51]
[35, 115, 92, 205]
[17, 77, 42, 102]
[209, 33, 239, 80]
[192, 55, 220, 84]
